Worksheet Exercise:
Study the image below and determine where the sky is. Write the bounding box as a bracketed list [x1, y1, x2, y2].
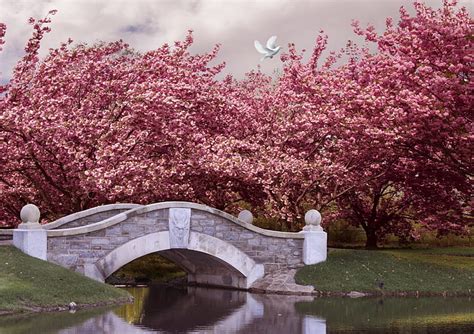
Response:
[0, 0, 472, 82]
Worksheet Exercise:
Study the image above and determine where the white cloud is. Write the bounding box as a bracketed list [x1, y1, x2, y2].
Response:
[0, 0, 471, 82]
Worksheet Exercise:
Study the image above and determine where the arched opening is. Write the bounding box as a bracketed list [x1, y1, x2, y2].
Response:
[85, 231, 264, 289]
[105, 252, 186, 285]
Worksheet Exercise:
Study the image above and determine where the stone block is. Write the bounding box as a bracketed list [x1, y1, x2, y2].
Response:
[191, 212, 208, 219]
[13, 229, 47, 260]
[47, 239, 68, 251]
[264, 263, 282, 272]
[267, 244, 280, 252]
[105, 226, 122, 236]
[122, 224, 145, 234]
[145, 225, 159, 233]
[248, 239, 262, 247]
[225, 232, 239, 241]
[239, 232, 254, 240]
[91, 238, 110, 246]
[203, 227, 216, 235]
[203, 220, 217, 227]
[88, 229, 106, 237]
[110, 236, 130, 245]
[48, 254, 78, 267]
[254, 255, 275, 263]
[70, 241, 91, 250]
[156, 219, 168, 229]
[302, 230, 327, 265]
[215, 224, 229, 232]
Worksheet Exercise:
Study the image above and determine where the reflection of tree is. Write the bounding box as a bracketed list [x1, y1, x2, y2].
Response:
[295, 297, 474, 330]
[139, 286, 247, 332]
[114, 287, 149, 325]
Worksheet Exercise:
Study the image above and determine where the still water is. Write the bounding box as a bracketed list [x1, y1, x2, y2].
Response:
[0, 286, 473, 334]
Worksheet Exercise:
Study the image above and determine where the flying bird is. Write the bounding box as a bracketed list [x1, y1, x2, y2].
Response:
[254, 36, 281, 61]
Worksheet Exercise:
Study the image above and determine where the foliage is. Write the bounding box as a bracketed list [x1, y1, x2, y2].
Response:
[0, 2, 472, 248]
[0, 11, 266, 222]
[263, 0, 473, 245]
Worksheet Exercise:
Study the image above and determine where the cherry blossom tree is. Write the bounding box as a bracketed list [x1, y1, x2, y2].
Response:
[255, 0, 472, 243]
[331, 0, 473, 247]
[0, 12, 266, 225]
[0, 0, 471, 250]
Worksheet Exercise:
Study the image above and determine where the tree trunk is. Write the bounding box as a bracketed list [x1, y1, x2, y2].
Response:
[365, 229, 378, 249]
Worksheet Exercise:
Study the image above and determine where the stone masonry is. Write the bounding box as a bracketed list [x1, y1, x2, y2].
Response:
[4, 202, 326, 290]
[47, 208, 304, 276]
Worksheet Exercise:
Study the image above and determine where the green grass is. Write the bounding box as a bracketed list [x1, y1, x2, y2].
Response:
[295, 247, 474, 294]
[0, 246, 130, 314]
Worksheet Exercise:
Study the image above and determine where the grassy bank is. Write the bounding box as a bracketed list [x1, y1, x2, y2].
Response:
[0, 246, 131, 315]
[295, 247, 474, 296]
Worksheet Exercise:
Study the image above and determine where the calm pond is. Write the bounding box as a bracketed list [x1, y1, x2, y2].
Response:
[0, 286, 473, 333]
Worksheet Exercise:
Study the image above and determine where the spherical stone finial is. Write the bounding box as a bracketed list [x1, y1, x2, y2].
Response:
[20, 204, 41, 224]
[305, 209, 321, 226]
[238, 210, 254, 224]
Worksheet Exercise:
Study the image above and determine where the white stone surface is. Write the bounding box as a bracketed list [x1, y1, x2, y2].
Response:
[91, 230, 264, 288]
[43, 203, 140, 230]
[302, 230, 327, 265]
[96, 232, 171, 280]
[13, 228, 47, 260]
[46, 201, 304, 239]
[17, 204, 43, 230]
[84, 263, 106, 282]
[304, 209, 322, 231]
[238, 210, 253, 224]
[169, 208, 191, 248]
[20, 204, 41, 223]
[188, 232, 264, 288]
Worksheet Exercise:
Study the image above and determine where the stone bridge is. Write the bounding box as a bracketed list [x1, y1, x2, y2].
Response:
[4, 202, 327, 290]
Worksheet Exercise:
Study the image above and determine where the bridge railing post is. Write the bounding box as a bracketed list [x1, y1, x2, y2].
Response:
[13, 204, 47, 260]
[301, 209, 327, 265]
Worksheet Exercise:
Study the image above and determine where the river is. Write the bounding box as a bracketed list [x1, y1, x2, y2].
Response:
[0, 286, 473, 333]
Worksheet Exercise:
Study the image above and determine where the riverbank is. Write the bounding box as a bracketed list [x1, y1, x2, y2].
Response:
[295, 247, 474, 297]
[0, 246, 132, 315]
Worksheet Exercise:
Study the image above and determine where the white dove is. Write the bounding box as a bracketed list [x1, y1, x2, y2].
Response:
[254, 36, 281, 61]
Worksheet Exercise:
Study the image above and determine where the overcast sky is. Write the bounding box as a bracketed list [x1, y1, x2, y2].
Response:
[0, 0, 472, 82]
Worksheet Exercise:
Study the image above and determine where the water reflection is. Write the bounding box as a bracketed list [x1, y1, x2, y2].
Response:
[0, 286, 473, 334]
[296, 297, 474, 333]
[115, 286, 316, 333]
[121, 286, 265, 333]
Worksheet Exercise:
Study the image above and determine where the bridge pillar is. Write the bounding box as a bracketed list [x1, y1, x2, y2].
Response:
[13, 204, 47, 260]
[301, 210, 327, 265]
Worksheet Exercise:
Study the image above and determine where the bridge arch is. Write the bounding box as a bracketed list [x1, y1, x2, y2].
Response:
[86, 231, 264, 289]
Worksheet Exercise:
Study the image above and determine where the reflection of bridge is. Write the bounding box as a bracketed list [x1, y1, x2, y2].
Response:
[4, 202, 327, 289]
[56, 287, 326, 334]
